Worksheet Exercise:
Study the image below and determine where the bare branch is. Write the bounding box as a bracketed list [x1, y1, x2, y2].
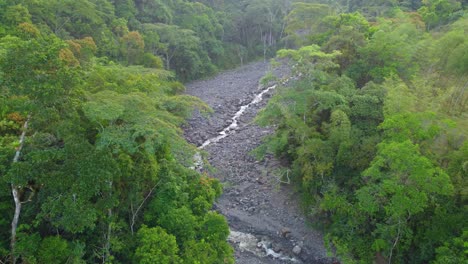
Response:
[130, 181, 161, 235]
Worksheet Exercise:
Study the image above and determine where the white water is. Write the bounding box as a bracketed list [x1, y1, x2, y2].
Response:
[198, 84, 277, 149]
[228, 230, 299, 263]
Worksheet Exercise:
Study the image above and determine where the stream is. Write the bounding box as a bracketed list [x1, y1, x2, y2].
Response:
[184, 61, 334, 264]
[198, 83, 277, 149]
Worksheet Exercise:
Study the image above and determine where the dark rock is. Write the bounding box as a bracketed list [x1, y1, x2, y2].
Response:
[272, 243, 282, 253]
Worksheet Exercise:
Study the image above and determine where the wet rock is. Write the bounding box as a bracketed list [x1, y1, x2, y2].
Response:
[229, 230, 259, 255]
[272, 243, 282, 253]
[261, 239, 272, 249]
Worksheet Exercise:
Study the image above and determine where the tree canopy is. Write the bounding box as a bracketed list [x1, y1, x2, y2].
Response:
[256, 3, 467, 263]
[0, 0, 466, 263]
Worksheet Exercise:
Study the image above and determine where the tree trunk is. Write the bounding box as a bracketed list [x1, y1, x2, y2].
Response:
[237, 46, 244, 67]
[11, 187, 22, 264]
[10, 115, 30, 264]
[166, 53, 171, 69]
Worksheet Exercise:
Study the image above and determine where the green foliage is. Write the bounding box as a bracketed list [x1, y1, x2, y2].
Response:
[135, 225, 181, 264]
[145, 23, 215, 81]
[418, 0, 464, 29]
[357, 140, 453, 255]
[158, 207, 198, 244]
[321, 12, 374, 72]
[2, 0, 285, 79]
[0, 1, 465, 263]
[432, 16, 468, 76]
[284, 3, 332, 47]
[433, 231, 468, 264]
[14, 228, 41, 263]
[0, 6, 232, 262]
[37, 236, 84, 264]
[3, 4, 31, 26]
[136, 0, 173, 24]
[142, 52, 163, 68]
[200, 212, 230, 242]
[257, 5, 467, 263]
[348, 18, 424, 85]
[120, 31, 145, 65]
[182, 238, 234, 264]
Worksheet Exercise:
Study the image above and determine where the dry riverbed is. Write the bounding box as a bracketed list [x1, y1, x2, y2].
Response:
[184, 61, 335, 264]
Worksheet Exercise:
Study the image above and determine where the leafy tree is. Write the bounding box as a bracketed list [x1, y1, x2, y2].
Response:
[3, 4, 31, 27]
[172, 1, 224, 61]
[284, 3, 331, 47]
[418, 0, 463, 29]
[120, 31, 145, 65]
[432, 17, 468, 76]
[136, 0, 173, 24]
[0, 31, 81, 262]
[322, 12, 373, 72]
[37, 236, 85, 264]
[357, 140, 453, 262]
[433, 231, 468, 264]
[199, 212, 230, 242]
[135, 225, 181, 264]
[158, 207, 198, 245]
[347, 18, 424, 85]
[66, 36, 98, 67]
[150, 23, 214, 80]
[23, 0, 105, 38]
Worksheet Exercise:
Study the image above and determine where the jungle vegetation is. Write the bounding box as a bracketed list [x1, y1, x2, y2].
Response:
[256, 0, 467, 263]
[0, 0, 466, 263]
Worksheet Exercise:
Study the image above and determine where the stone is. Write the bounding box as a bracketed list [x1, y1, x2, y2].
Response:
[281, 227, 291, 237]
[272, 243, 282, 253]
[292, 245, 302, 255]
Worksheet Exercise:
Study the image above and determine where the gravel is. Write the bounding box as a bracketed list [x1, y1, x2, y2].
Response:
[183, 61, 335, 264]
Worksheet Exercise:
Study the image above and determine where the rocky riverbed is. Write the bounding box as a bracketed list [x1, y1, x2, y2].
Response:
[183, 61, 335, 264]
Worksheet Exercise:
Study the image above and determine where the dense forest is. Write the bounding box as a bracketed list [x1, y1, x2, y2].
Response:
[0, 0, 466, 263]
[255, 1, 467, 263]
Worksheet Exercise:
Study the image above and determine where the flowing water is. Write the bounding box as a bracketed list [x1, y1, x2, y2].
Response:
[198, 84, 277, 149]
